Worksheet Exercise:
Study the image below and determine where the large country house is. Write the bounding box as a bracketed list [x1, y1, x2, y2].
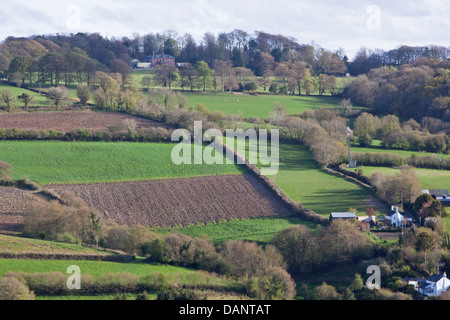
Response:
[131, 53, 176, 69]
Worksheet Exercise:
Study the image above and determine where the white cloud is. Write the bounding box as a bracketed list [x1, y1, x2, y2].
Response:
[0, 0, 448, 59]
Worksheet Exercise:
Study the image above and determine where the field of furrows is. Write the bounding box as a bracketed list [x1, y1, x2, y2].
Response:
[0, 111, 169, 132]
[45, 175, 291, 228]
[0, 187, 43, 232]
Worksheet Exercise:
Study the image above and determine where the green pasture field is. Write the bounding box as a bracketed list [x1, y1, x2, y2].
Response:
[224, 138, 386, 217]
[183, 92, 346, 119]
[267, 144, 386, 216]
[359, 166, 450, 190]
[0, 259, 197, 279]
[0, 83, 48, 108]
[0, 234, 117, 256]
[156, 216, 318, 245]
[351, 146, 449, 160]
[0, 141, 245, 184]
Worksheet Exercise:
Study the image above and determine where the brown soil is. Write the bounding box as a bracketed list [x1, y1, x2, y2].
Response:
[0, 187, 43, 232]
[45, 175, 291, 228]
[0, 111, 169, 132]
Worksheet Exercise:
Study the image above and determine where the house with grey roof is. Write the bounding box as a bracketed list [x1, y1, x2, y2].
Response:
[417, 273, 450, 297]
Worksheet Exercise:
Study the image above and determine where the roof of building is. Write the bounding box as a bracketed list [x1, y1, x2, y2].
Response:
[422, 189, 449, 197]
[145, 54, 175, 59]
[387, 207, 404, 218]
[427, 273, 447, 283]
[330, 212, 356, 219]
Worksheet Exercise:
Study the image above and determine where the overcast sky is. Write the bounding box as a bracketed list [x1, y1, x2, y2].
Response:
[1, 0, 448, 59]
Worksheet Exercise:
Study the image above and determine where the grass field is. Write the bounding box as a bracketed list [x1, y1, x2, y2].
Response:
[0, 141, 245, 184]
[155, 216, 317, 245]
[351, 146, 449, 160]
[224, 139, 386, 216]
[268, 144, 386, 216]
[359, 166, 450, 190]
[183, 91, 346, 118]
[0, 259, 198, 279]
[0, 83, 48, 108]
[0, 234, 117, 256]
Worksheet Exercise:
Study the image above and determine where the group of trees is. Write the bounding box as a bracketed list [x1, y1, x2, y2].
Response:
[0, 31, 345, 96]
[145, 59, 339, 96]
[349, 46, 449, 76]
[353, 112, 449, 153]
[124, 30, 347, 77]
[370, 167, 422, 206]
[0, 36, 130, 87]
[345, 62, 450, 123]
[272, 220, 376, 276]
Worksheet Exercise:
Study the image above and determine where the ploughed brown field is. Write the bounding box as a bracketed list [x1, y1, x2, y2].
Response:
[45, 175, 291, 228]
[0, 187, 42, 232]
[0, 111, 169, 132]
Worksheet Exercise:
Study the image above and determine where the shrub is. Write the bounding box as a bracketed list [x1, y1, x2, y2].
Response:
[0, 161, 14, 186]
[0, 275, 35, 300]
[96, 273, 140, 293]
[103, 226, 136, 253]
[26, 272, 67, 295]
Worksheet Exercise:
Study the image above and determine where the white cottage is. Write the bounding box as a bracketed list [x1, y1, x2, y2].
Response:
[387, 207, 405, 228]
[418, 273, 450, 297]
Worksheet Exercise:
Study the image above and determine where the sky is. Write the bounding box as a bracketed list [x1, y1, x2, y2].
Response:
[0, 0, 448, 59]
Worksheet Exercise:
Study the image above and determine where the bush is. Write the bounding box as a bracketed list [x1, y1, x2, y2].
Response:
[23, 198, 101, 245]
[96, 273, 140, 293]
[0, 275, 35, 300]
[26, 272, 67, 295]
[0, 161, 14, 186]
[103, 226, 136, 253]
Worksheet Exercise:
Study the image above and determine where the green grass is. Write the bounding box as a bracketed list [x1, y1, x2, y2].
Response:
[0, 83, 48, 108]
[0, 141, 245, 184]
[0, 234, 117, 256]
[224, 139, 386, 217]
[0, 259, 196, 279]
[183, 92, 347, 119]
[268, 144, 384, 216]
[351, 146, 449, 159]
[155, 216, 317, 245]
[359, 166, 450, 190]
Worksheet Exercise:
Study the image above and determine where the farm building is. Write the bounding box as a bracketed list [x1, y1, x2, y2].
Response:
[131, 59, 151, 69]
[422, 189, 450, 207]
[329, 212, 356, 221]
[144, 53, 175, 67]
